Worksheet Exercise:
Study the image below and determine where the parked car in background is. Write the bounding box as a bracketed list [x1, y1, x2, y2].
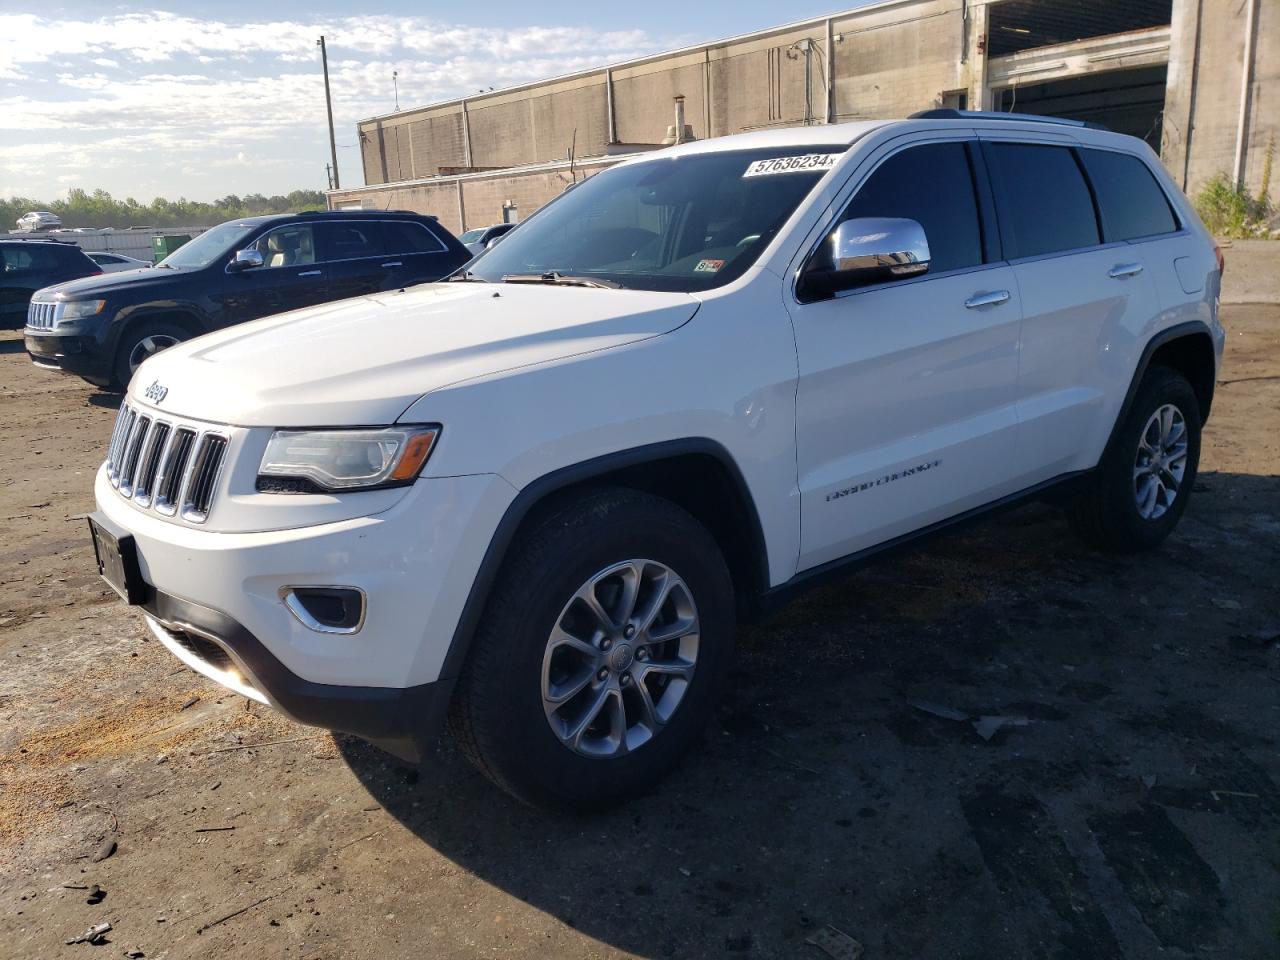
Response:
[1, 238, 101, 328]
[460, 222, 516, 256]
[25, 210, 471, 388]
[86, 252, 152, 273]
[86, 112, 1222, 810]
[15, 211, 63, 232]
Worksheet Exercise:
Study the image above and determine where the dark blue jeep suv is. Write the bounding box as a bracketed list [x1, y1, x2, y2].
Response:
[24, 210, 469, 388]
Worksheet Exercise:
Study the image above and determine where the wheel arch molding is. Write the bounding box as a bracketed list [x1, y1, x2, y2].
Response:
[1107, 320, 1218, 453]
[436, 438, 771, 684]
[108, 304, 209, 350]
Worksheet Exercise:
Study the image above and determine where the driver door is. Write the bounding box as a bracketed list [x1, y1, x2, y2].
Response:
[787, 137, 1024, 571]
[215, 223, 329, 328]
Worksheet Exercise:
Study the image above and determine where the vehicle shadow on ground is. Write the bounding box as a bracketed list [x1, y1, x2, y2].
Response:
[0, 338, 27, 354]
[339, 479, 1280, 958]
[86, 392, 123, 409]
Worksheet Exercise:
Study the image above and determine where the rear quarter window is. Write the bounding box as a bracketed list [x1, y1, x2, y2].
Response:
[1079, 148, 1179, 242]
[380, 221, 446, 254]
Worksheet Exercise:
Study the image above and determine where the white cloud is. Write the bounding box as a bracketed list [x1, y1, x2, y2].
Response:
[0, 10, 666, 201]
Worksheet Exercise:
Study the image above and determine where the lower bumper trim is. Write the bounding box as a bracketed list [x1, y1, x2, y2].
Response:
[144, 590, 452, 763]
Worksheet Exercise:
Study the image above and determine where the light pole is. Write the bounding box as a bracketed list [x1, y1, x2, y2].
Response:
[317, 36, 340, 190]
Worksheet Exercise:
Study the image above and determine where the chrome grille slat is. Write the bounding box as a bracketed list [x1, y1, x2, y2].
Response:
[134, 421, 170, 507]
[118, 415, 151, 497]
[108, 408, 137, 487]
[105, 406, 131, 479]
[155, 427, 196, 516]
[105, 401, 229, 524]
[181, 435, 228, 523]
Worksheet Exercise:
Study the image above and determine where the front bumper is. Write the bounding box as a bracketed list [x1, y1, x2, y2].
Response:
[94, 464, 518, 758]
[25, 330, 112, 383]
[143, 590, 453, 761]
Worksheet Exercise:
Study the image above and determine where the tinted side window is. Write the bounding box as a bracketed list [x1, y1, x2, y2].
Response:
[986, 143, 1099, 259]
[380, 221, 445, 254]
[1079, 148, 1178, 241]
[840, 142, 983, 274]
[318, 222, 384, 261]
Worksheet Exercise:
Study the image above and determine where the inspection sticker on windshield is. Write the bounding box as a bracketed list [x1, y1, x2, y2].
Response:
[694, 259, 725, 273]
[743, 154, 841, 177]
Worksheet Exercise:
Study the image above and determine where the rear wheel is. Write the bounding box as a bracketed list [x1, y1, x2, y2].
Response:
[112, 320, 187, 389]
[1067, 365, 1201, 552]
[449, 487, 735, 810]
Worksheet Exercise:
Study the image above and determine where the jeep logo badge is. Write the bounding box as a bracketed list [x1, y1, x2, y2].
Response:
[144, 380, 168, 404]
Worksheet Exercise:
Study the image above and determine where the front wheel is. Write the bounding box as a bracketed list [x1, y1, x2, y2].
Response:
[449, 488, 736, 810]
[111, 320, 187, 389]
[1067, 365, 1202, 552]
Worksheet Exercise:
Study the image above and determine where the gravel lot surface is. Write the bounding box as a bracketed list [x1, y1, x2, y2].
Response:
[1, 300, 1277, 959]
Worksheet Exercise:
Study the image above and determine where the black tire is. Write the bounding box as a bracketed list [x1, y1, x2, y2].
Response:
[1067, 365, 1201, 552]
[111, 320, 189, 390]
[449, 486, 736, 811]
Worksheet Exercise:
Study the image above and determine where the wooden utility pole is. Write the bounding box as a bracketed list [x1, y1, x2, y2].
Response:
[317, 36, 340, 190]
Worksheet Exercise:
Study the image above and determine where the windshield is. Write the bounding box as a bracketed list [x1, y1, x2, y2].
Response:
[156, 220, 259, 268]
[459, 229, 484, 244]
[467, 146, 847, 292]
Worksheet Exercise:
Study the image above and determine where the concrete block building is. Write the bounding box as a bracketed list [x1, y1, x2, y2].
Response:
[327, 0, 1276, 236]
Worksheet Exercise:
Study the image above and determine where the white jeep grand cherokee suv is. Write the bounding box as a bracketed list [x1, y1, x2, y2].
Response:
[89, 112, 1223, 809]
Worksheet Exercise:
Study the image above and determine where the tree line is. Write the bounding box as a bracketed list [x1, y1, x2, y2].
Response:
[2, 188, 329, 230]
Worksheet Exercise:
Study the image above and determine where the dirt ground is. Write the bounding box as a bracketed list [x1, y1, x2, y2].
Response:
[1, 301, 1277, 960]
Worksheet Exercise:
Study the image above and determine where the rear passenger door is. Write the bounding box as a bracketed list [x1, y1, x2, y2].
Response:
[789, 136, 1024, 570]
[317, 221, 390, 301]
[981, 136, 1163, 481]
[378, 220, 455, 286]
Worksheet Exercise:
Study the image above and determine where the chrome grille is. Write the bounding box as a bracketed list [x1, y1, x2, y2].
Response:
[26, 301, 56, 331]
[103, 403, 229, 524]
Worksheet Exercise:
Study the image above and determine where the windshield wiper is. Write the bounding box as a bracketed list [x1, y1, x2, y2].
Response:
[501, 271, 619, 289]
[447, 269, 489, 282]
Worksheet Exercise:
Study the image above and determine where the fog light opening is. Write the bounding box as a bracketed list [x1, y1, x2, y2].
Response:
[283, 586, 366, 634]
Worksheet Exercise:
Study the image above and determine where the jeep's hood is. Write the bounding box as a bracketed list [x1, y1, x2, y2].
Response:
[39, 265, 186, 299]
[130, 282, 700, 425]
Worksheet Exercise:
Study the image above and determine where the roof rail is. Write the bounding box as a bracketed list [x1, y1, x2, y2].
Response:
[909, 109, 1109, 132]
[1, 235, 76, 244]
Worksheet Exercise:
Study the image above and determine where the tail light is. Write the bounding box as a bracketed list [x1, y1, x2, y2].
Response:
[1213, 243, 1225, 277]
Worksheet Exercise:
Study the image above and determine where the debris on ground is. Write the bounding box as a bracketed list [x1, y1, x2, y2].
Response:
[909, 699, 1031, 741]
[806, 924, 864, 960]
[909, 699, 969, 722]
[972, 715, 1030, 741]
[65, 921, 111, 945]
[196, 893, 277, 934]
[86, 884, 105, 905]
[91, 838, 117, 863]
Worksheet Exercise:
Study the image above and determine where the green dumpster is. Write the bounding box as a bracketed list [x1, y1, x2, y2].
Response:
[151, 234, 191, 262]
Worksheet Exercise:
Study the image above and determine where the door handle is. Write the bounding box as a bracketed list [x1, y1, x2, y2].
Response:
[297, 270, 321, 277]
[1108, 262, 1144, 279]
[381, 261, 403, 268]
[964, 290, 1011, 309]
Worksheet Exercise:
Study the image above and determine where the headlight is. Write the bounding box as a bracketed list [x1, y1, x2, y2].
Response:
[57, 299, 107, 322]
[257, 426, 440, 493]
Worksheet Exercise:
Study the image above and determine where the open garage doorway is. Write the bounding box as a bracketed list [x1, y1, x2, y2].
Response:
[991, 65, 1168, 149]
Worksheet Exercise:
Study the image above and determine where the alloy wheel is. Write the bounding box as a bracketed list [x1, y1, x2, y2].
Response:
[1133, 403, 1188, 520]
[541, 559, 699, 759]
[128, 334, 180, 376]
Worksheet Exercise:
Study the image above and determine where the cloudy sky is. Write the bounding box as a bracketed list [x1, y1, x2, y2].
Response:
[0, 1, 848, 202]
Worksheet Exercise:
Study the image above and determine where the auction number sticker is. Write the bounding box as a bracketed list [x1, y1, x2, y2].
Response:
[694, 259, 725, 273]
[743, 154, 841, 177]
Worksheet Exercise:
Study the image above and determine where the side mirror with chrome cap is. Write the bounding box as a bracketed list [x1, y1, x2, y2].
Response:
[800, 217, 931, 299]
[227, 248, 264, 272]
